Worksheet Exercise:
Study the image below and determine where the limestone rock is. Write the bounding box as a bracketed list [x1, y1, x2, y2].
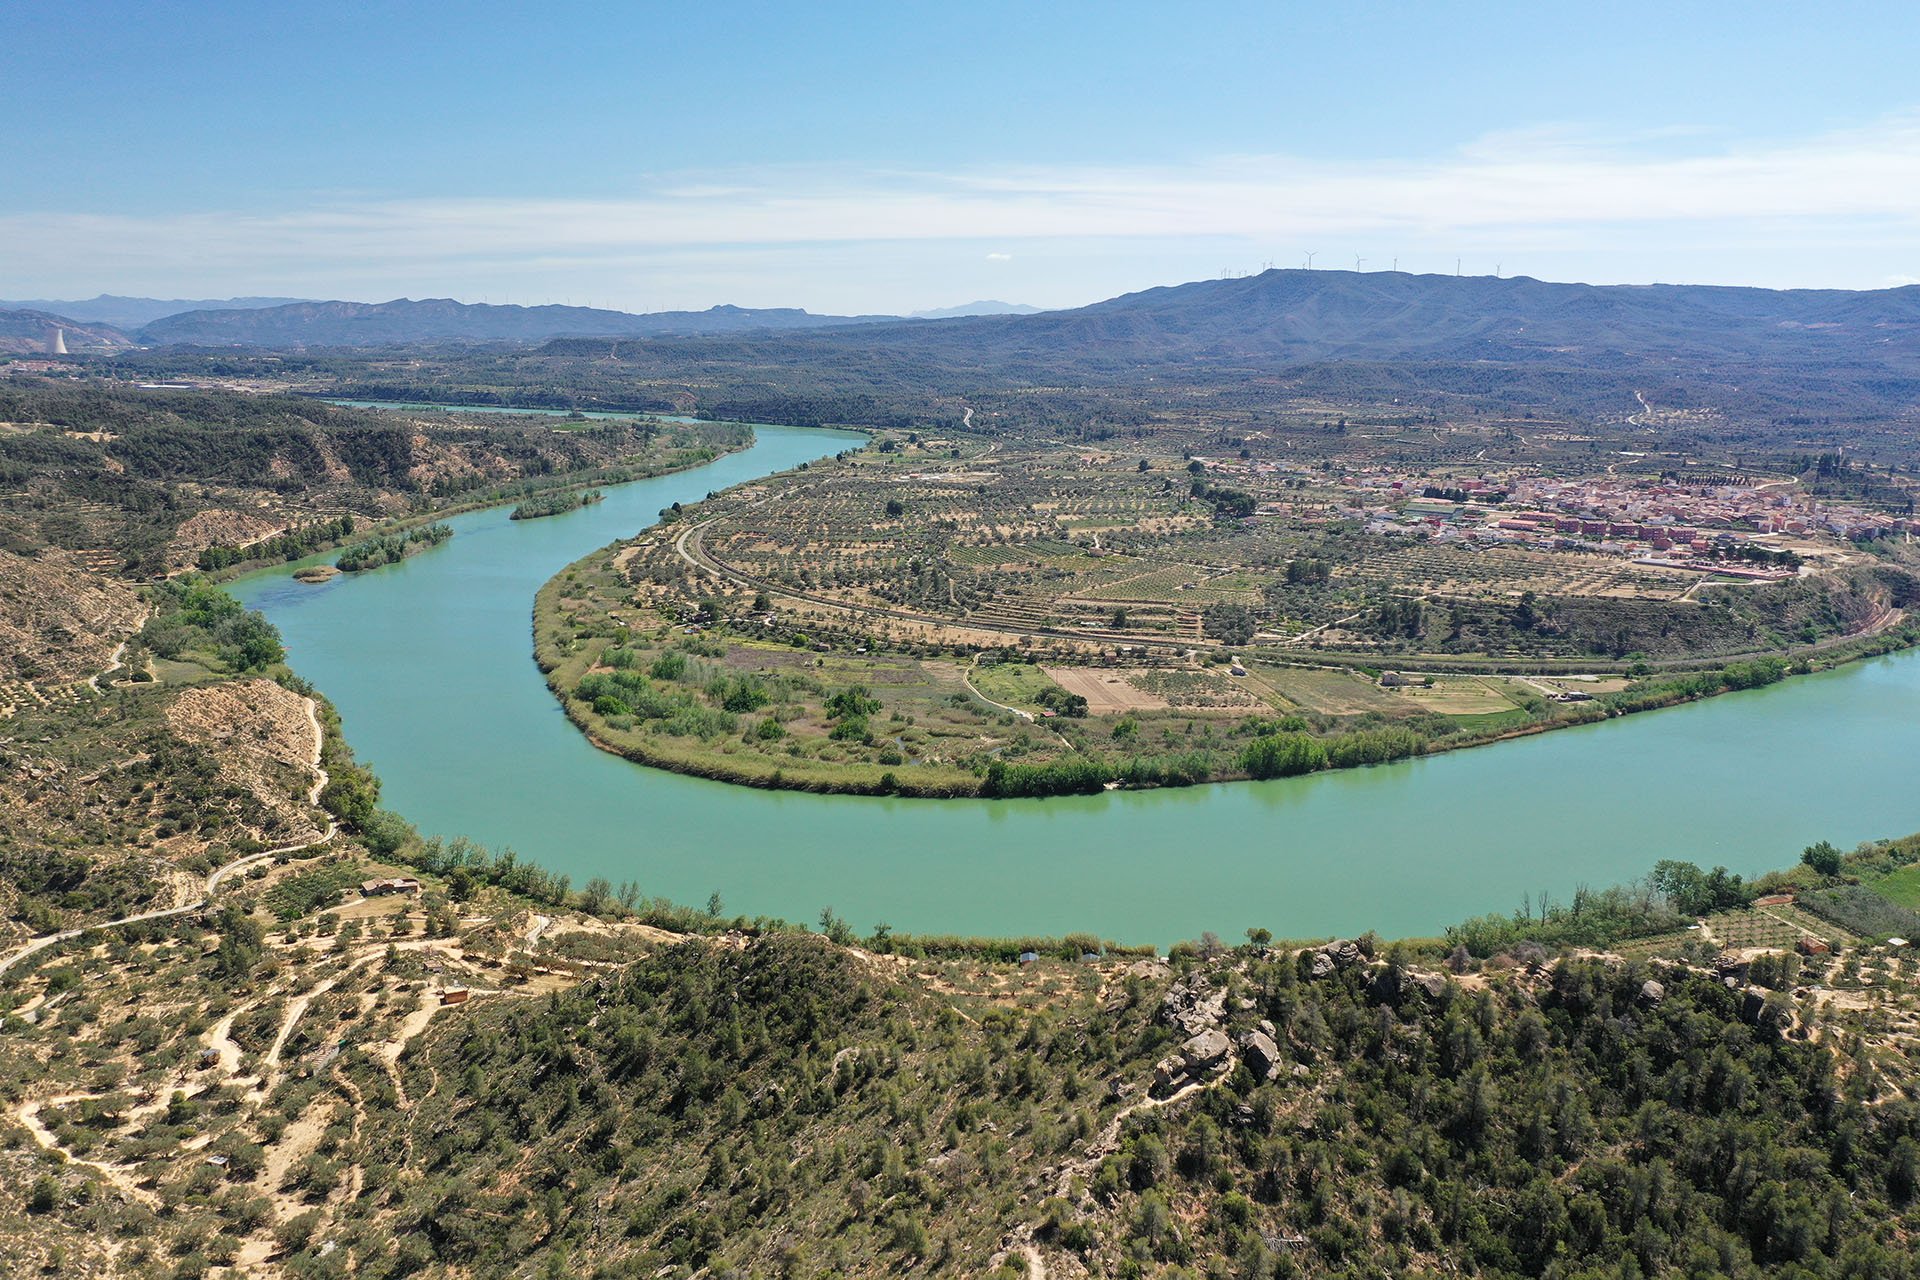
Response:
[1158, 974, 1228, 1038]
[1369, 966, 1403, 1005]
[1309, 939, 1364, 979]
[1239, 1029, 1282, 1081]
[1182, 1028, 1232, 1071]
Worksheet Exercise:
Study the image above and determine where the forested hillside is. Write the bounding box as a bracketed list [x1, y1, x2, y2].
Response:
[0, 383, 750, 575]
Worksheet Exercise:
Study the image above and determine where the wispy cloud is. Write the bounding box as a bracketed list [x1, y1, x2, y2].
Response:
[8, 115, 1920, 305]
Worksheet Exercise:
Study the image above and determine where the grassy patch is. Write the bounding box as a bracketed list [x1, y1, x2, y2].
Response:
[1870, 862, 1920, 909]
[969, 659, 1063, 712]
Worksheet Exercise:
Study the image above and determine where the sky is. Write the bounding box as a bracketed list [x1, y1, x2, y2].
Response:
[7, 1, 1920, 314]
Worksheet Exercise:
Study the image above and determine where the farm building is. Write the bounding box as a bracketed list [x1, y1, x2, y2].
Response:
[361, 877, 421, 897]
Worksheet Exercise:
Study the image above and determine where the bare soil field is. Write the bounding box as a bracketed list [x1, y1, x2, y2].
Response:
[1041, 665, 1170, 713]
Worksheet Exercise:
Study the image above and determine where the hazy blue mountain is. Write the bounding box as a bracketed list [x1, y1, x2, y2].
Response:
[138, 298, 902, 346]
[909, 300, 1043, 319]
[885, 269, 1920, 365]
[0, 295, 310, 330]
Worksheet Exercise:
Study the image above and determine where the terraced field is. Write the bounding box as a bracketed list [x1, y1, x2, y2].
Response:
[537, 421, 1918, 795]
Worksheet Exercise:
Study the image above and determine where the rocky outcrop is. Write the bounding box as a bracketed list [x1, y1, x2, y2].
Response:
[1158, 973, 1228, 1039]
[1308, 939, 1364, 979]
[1154, 1028, 1234, 1096]
[1737, 986, 1797, 1037]
[1239, 1029, 1282, 1082]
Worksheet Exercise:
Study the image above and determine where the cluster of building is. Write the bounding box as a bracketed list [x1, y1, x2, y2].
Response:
[1341, 466, 1916, 576]
[1503, 474, 1912, 543]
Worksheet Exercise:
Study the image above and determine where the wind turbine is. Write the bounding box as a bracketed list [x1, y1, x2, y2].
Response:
[1354, 255, 1366, 272]
[1304, 251, 1317, 270]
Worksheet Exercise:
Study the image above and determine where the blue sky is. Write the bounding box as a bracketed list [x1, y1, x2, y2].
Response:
[8, 2, 1920, 311]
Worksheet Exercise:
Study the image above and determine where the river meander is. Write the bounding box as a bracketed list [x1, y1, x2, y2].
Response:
[234, 421, 1920, 945]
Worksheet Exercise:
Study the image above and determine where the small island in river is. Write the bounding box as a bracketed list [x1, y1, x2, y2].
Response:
[512, 488, 604, 520]
[336, 522, 454, 572]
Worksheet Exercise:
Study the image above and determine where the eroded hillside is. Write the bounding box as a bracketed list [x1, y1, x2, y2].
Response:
[0, 549, 144, 687]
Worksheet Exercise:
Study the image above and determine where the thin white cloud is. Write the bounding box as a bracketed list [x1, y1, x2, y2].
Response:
[9, 114, 1920, 304]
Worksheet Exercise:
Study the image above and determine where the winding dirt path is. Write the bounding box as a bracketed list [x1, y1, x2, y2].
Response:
[202, 1009, 251, 1081]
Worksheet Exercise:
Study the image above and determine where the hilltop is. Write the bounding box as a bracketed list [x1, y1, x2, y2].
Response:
[910, 300, 1044, 319]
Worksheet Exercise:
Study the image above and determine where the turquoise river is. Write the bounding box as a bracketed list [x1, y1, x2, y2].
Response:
[234, 420, 1920, 945]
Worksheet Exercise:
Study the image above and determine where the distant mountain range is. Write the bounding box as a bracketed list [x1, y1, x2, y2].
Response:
[523, 269, 1920, 429]
[9, 273, 1920, 380]
[133, 298, 905, 347]
[795, 270, 1920, 370]
[909, 300, 1042, 319]
[0, 294, 1055, 349]
[0, 294, 309, 330]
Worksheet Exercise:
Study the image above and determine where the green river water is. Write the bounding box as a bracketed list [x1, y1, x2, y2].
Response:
[234, 421, 1920, 945]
